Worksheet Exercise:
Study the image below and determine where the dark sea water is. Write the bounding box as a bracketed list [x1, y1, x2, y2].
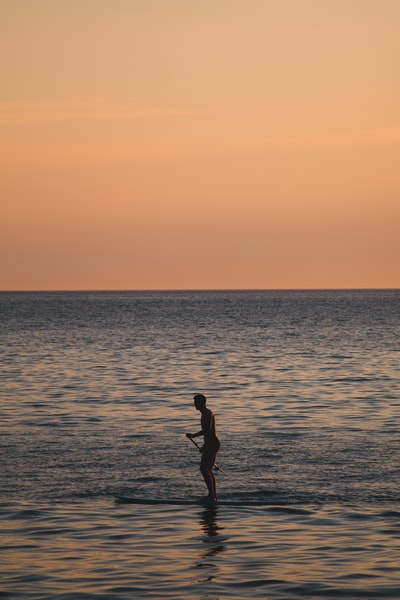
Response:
[1, 290, 400, 599]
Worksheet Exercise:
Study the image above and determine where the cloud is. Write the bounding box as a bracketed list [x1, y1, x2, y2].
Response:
[0, 97, 197, 125]
[256, 128, 400, 148]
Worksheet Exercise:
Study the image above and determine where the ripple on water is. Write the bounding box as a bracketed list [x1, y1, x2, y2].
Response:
[2, 496, 400, 598]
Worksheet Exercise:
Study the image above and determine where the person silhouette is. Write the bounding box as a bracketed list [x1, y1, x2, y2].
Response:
[186, 394, 220, 501]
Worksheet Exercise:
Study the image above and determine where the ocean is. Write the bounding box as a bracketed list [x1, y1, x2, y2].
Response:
[1, 289, 399, 599]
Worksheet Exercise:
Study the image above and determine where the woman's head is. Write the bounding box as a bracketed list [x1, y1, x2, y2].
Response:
[193, 393, 206, 410]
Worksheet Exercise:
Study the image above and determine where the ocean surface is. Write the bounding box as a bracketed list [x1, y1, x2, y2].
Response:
[1, 289, 399, 599]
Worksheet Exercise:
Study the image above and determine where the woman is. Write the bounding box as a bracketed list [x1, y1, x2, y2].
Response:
[186, 393, 220, 501]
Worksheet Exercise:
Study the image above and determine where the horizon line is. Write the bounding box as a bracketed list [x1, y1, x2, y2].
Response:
[1, 287, 399, 293]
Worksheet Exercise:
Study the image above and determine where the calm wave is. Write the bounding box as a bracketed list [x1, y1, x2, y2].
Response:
[1, 290, 400, 598]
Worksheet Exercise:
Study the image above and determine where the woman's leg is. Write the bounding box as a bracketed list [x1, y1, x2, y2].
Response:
[200, 450, 218, 500]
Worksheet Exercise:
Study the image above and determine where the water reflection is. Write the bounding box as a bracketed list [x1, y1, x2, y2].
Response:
[194, 506, 226, 583]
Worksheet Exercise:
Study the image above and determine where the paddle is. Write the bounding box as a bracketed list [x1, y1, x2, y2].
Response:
[186, 435, 225, 473]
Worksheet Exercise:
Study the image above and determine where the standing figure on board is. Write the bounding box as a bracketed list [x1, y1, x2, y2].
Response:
[186, 394, 220, 501]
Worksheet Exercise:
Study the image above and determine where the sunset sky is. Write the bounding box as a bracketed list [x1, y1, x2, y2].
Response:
[1, 0, 399, 290]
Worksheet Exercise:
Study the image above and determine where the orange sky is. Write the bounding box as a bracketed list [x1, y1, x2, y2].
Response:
[1, 0, 399, 290]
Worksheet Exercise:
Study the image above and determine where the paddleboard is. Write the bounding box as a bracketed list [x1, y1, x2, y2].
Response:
[115, 495, 273, 507]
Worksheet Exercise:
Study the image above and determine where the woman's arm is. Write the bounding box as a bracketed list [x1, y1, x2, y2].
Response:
[186, 430, 203, 439]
